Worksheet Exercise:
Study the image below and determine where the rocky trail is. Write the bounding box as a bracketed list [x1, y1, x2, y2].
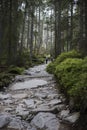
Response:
[0, 64, 80, 130]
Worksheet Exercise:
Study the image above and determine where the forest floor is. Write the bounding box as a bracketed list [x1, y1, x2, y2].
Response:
[0, 64, 86, 130]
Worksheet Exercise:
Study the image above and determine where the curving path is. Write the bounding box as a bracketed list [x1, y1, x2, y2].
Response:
[0, 64, 80, 130]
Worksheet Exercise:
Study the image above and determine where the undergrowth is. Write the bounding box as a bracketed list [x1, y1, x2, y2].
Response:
[47, 50, 87, 112]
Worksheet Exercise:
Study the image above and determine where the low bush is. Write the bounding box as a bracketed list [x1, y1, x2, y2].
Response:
[8, 66, 25, 74]
[47, 50, 82, 74]
[55, 58, 82, 88]
[55, 50, 82, 63]
[46, 62, 55, 73]
[0, 72, 14, 88]
[47, 50, 87, 111]
[32, 55, 45, 65]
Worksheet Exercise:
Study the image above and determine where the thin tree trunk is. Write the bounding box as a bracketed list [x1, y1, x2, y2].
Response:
[27, 8, 30, 49]
[30, 6, 34, 62]
[66, 7, 69, 52]
[54, 2, 57, 58]
[70, 0, 73, 50]
[0, 0, 3, 57]
[34, 7, 37, 53]
[8, 0, 12, 64]
[20, 7, 26, 54]
[50, 8, 53, 56]
[85, 0, 87, 38]
[55, 0, 61, 57]
[37, 2, 41, 54]
[46, 23, 49, 52]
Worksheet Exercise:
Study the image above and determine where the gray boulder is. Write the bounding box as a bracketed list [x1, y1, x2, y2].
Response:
[0, 114, 11, 128]
[7, 118, 24, 129]
[62, 112, 80, 124]
[31, 112, 60, 130]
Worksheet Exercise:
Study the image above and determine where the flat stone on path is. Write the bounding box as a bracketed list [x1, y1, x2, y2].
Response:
[0, 93, 12, 100]
[10, 79, 47, 90]
[24, 99, 36, 109]
[12, 93, 28, 99]
[48, 99, 62, 106]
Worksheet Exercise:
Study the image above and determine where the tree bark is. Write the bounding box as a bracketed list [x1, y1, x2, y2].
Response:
[70, 0, 73, 50]
[30, 6, 34, 62]
[55, 0, 61, 57]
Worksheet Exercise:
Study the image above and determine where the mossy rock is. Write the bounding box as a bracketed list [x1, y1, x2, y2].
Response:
[0, 72, 14, 88]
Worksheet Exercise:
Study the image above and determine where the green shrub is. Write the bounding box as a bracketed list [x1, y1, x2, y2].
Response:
[55, 58, 82, 89]
[32, 55, 45, 65]
[55, 58, 87, 110]
[47, 51, 87, 111]
[46, 62, 55, 73]
[8, 66, 24, 74]
[0, 66, 25, 88]
[0, 72, 13, 88]
[47, 50, 82, 74]
[55, 50, 82, 64]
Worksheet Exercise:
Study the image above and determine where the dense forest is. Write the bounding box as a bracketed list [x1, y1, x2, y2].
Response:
[0, 1, 87, 130]
[0, 0, 87, 66]
[0, 0, 87, 117]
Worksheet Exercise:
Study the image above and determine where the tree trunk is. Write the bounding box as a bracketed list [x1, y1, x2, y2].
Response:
[66, 7, 69, 52]
[30, 6, 34, 62]
[70, 0, 73, 50]
[85, 0, 87, 38]
[20, 6, 26, 54]
[55, 0, 61, 57]
[27, 8, 30, 49]
[0, 0, 3, 57]
[8, 0, 12, 64]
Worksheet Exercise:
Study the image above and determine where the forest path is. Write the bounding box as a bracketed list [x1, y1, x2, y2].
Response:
[0, 64, 79, 130]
